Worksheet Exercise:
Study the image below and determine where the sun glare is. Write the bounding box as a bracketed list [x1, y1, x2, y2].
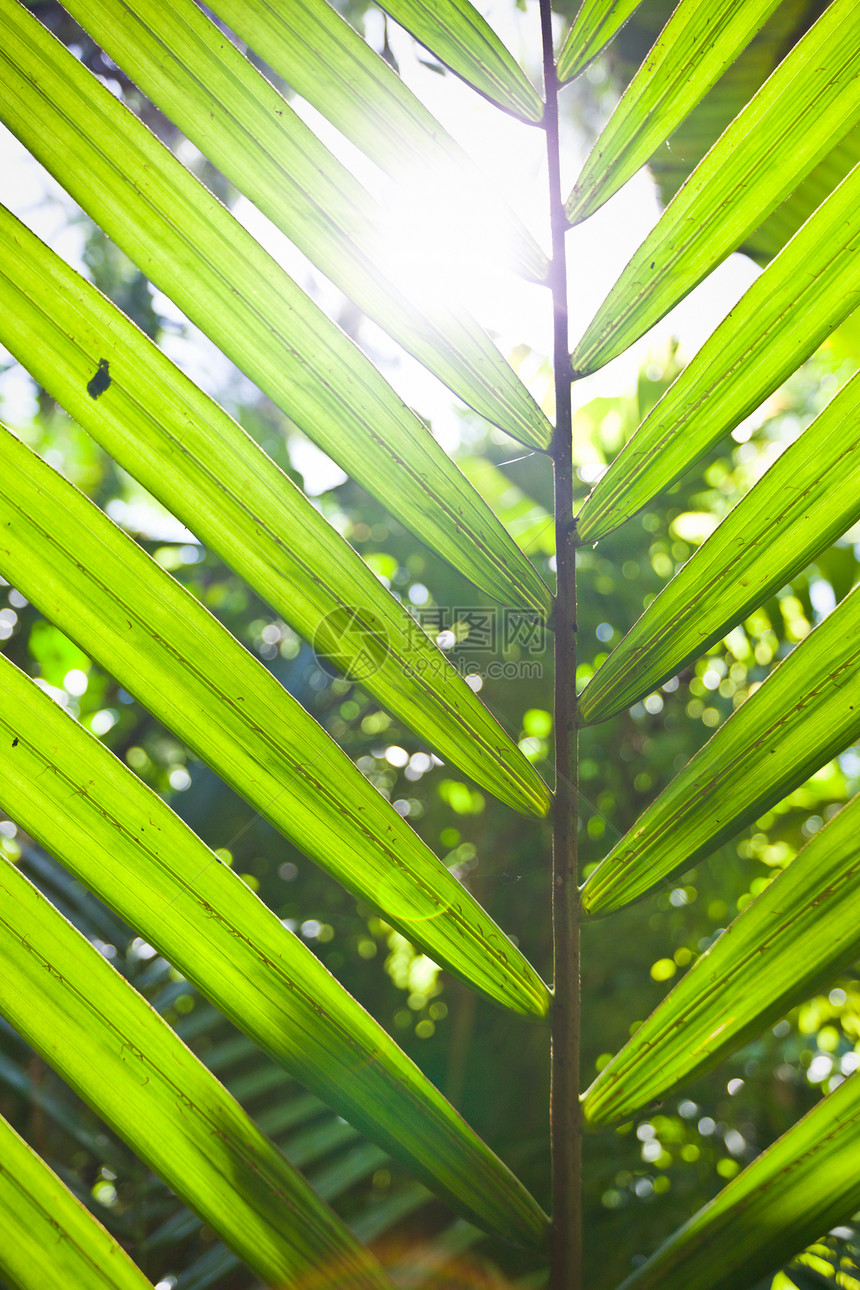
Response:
[372, 155, 519, 317]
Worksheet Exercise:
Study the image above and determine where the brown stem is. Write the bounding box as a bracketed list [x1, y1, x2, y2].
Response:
[539, 3, 582, 1287]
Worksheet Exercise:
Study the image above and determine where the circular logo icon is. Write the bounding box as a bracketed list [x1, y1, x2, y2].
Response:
[312, 607, 391, 683]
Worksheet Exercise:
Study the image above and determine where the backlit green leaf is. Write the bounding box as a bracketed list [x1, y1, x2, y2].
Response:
[206, 0, 548, 282]
[60, 0, 550, 452]
[459, 457, 555, 557]
[585, 794, 860, 1125]
[583, 584, 860, 915]
[1, 0, 551, 617]
[600, 1, 846, 267]
[571, 0, 860, 375]
[615, 1067, 860, 1290]
[746, 125, 860, 263]
[577, 157, 860, 543]
[566, 0, 783, 225]
[0, 859, 393, 1290]
[375, 0, 543, 121]
[556, 0, 646, 83]
[0, 1114, 154, 1290]
[180, 1141, 393, 1290]
[0, 204, 549, 818]
[579, 368, 860, 723]
[0, 651, 547, 1246]
[0, 426, 550, 1020]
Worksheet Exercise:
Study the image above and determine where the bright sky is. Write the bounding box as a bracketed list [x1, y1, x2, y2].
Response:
[0, 0, 760, 488]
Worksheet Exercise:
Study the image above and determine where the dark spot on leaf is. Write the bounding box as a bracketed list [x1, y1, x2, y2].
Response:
[87, 359, 111, 400]
[11, 738, 18, 747]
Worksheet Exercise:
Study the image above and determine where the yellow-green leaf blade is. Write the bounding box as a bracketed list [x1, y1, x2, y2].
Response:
[585, 795, 860, 1126]
[0, 860, 393, 1290]
[746, 125, 860, 264]
[0, 427, 549, 1020]
[0, 204, 549, 819]
[556, 0, 645, 84]
[0, 0, 550, 617]
[580, 368, 860, 724]
[61, 0, 550, 452]
[375, 0, 543, 122]
[577, 156, 860, 543]
[207, 0, 548, 283]
[602, 1, 844, 264]
[615, 1069, 860, 1290]
[458, 456, 554, 558]
[0, 1114, 154, 1290]
[0, 653, 548, 1248]
[566, 0, 783, 225]
[582, 584, 860, 916]
[571, 0, 860, 376]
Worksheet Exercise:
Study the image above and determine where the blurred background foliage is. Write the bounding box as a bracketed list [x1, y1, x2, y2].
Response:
[2, 2, 860, 1288]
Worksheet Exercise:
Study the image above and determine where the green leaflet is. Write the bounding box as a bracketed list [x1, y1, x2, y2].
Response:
[579, 369, 860, 724]
[0, 206, 549, 819]
[151, 1120, 366, 1242]
[177, 1143, 391, 1289]
[585, 795, 860, 1126]
[1, 0, 550, 618]
[556, 0, 646, 83]
[458, 457, 555, 558]
[582, 584, 860, 916]
[0, 860, 393, 1290]
[566, 0, 783, 225]
[205, 0, 548, 283]
[0, 428, 550, 1021]
[745, 126, 860, 263]
[375, 0, 543, 122]
[614, 1067, 860, 1290]
[571, 0, 860, 376]
[0, 652, 547, 1246]
[599, 0, 813, 230]
[577, 157, 860, 543]
[0, 1114, 154, 1290]
[62, 0, 550, 452]
[0, 1051, 132, 1175]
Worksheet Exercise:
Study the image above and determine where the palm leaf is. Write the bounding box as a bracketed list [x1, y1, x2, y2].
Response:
[585, 792, 860, 1124]
[565, 0, 783, 224]
[5, 0, 860, 1284]
[572, 0, 860, 376]
[206, 0, 548, 282]
[556, 0, 647, 82]
[0, 857, 393, 1290]
[59, 0, 550, 451]
[0, 0, 551, 616]
[0, 647, 548, 1244]
[0, 425, 549, 1020]
[614, 1068, 860, 1290]
[598, 0, 846, 264]
[0, 1113, 154, 1290]
[579, 367, 860, 722]
[374, 0, 544, 121]
[582, 582, 860, 915]
[577, 152, 860, 541]
[0, 203, 549, 818]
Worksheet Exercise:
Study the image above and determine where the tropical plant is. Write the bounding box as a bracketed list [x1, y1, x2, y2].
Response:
[1, 1, 860, 1288]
